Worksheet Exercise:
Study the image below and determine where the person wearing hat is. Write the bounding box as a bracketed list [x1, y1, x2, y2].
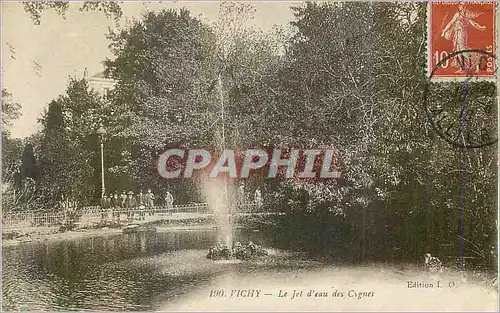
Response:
[164, 190, 174, 215]
[146, 189, 155, 216]
[120, 191, 127, 210]
[108, 193, 115, 221]
[137, 189, 146, 220]
[126, 191, 137, 222]
[120, 190, 128, 221]
[100, 194, 110, 221]
[111, 192, 120, 222]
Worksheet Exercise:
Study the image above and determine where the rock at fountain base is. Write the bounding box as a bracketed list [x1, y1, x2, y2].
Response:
[207, 241, 268, 260]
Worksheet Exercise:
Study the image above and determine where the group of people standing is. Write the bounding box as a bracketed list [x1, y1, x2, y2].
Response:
[100, 189, 174, 222]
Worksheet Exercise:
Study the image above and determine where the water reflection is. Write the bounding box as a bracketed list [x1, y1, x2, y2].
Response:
[3, 229, 497, 312]
[2, 229, 288, 311]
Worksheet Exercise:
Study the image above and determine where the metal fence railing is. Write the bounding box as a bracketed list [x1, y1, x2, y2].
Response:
[2, 212, 67, 228]
[1, 202, 262, 229]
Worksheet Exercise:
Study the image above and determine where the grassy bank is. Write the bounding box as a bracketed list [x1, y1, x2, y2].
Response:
[2, 214, 217, 247]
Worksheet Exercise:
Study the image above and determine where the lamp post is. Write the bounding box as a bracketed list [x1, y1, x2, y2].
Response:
[97, 123, 106, 198]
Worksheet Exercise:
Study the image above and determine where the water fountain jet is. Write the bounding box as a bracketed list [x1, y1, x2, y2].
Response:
[200, 177, 268, 261]
[200, 176, 235, 250]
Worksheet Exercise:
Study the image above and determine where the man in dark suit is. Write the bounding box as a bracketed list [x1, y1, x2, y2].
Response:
[146, 189, 155, 216]
[111, 192, 120, 222]
[100, 195, 110, 221]
[120, 191, 127, 209]
[137, 190, 146, 220]
[126, 191, 137, 222]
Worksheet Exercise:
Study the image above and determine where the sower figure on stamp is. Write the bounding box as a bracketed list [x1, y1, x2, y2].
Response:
[441, 2, 486, 73]
[164, 191, 174, 215]
[146, 189, 155, 216]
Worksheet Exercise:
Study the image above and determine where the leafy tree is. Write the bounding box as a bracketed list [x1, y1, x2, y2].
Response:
[103, 3, 285, 201]
[1, 89, 43, 211]
[22, 1, 122, 25]
[2, 88, 22, 185]
[37, 79, 104, 209]
[105, 9, 218, 146]
[103, 8, 220, 199]
[2, 89, 22, 130]
[230, 1, 496, 265]
[1, 89, 23, 175]
[20, 142, 39, 181]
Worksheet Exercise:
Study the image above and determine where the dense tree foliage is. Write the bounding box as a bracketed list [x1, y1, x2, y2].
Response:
[2, 89, 22, 129]
[101, 8, 221, 200]
[224, 2, 496, 265]
[37, 79, 104, 207]
[1, 89, 41, 211]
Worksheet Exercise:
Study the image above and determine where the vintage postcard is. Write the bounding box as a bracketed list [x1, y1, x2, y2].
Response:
[1, 1, 498, 312]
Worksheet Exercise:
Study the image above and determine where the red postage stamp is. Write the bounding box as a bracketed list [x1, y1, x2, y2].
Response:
[428, 2, 496, 80]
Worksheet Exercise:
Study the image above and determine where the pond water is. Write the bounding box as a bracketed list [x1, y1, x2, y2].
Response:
[2, 229, 497, 311]
[2, 229, 308, 311]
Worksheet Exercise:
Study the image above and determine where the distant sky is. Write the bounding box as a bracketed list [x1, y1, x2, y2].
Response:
[1, 1, 299, 139]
